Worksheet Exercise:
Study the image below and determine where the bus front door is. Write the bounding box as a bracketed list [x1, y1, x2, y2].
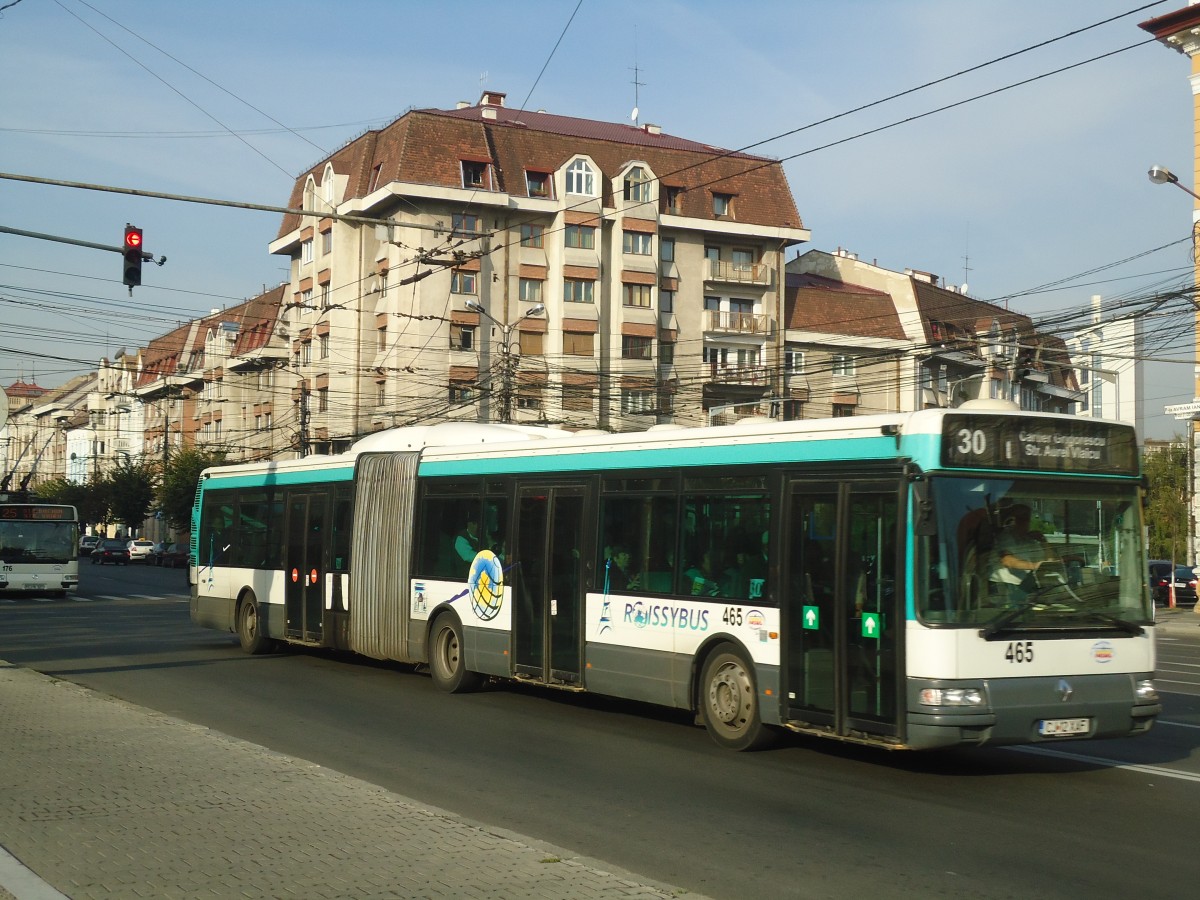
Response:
[512, 485, 587, 684]
[285, 490, 328, 644]
[784, 481, 900, 741]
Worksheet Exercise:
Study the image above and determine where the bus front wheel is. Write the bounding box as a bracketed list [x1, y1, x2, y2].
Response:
[237, 593, 274, 655]
[699, 646, 776, 751]
[429, 613, 483, 693]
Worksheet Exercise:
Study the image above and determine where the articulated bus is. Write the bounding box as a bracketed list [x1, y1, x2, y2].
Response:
[190, 402, 1160, 750]
[0, 502, 80, 596]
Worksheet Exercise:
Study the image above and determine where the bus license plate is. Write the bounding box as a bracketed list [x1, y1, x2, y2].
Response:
[1038, 718, 1090, 737]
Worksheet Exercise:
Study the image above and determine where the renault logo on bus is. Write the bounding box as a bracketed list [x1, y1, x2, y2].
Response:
[1057, 679, 1074, 702]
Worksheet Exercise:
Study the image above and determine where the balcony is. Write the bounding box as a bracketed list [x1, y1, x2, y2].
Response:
[704, 310, 773, 336]
[706, 259, 773, 287]
[707, 363, 771, 386]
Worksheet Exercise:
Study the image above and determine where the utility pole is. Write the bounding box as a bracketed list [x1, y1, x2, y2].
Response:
[464, 300, 544, 423]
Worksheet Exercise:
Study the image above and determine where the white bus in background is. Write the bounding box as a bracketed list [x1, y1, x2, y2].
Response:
[0, 502, 80, 597]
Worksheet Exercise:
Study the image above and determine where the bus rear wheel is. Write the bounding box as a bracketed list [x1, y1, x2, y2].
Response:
[699, 646, 776, 751]
[237, 593, 274, 655]
[429, 613, 483, 693]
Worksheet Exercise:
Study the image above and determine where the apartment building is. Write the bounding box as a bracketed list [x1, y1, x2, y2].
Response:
[268, 90, 810, 444]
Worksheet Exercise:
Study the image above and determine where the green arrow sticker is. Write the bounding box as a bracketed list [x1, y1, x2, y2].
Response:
[861, 612, 881, 639]
[802, 605, 820, 630]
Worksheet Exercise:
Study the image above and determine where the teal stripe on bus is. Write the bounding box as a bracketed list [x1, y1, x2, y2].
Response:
[202, 465, 355, 491]
[418, 435, 898, 477]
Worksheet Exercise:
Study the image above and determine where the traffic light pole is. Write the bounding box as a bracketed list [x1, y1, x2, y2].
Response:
[0, 224, 163, 293]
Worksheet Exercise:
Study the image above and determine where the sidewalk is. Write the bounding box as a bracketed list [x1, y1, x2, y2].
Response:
[0, 661, 700, 900]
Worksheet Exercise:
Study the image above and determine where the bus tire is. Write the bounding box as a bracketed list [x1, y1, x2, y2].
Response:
[237, 593, 274, 655]
[699, 645, 777, 751]
[429, 613, 483, 693]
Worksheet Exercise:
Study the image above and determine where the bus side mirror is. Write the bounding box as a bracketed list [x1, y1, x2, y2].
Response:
[912, 480, 936, 536]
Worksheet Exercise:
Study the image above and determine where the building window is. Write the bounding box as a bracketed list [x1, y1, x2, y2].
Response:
[520, 224, 544, 247]
[623, 284, 652, 307]
[321, 230, 332, 255]
[319, 334, 329, 359]
[377, 383, 386, 406]
[565, 224, 595, 249]
[562, 383, 593, 412]
[301, 239, 314, 264]
[450, 324, 475, 351]
[301, 341, 311, 365]
[300, 288, 313, 308]
[519, 331, 544, 356]
[624, 166, 652, 202]
[452, 213, 480, 237]
[785, 349, 804, 373]
[564, 331, 594, 356]
[450, 383, 475, 403]
[621, 389, 654, 415]
[526, 171, 551, 197]
[664, 186, 683, 212]
[377, 325, 387, 352]
[368, 164, 382, 193]
[660, 290, 674, 313]
[831, 354, 856, 377]
[566, 159, 595, 196]
[519, 278, 543, 303]
[622, 335, 653, 360]
[319, 284, 330, 308]
[732, 248, 754, 272]
[713, 193, 732, 216]
[622, 231, 652, 255]
[318, 388, 329, 412]
[517, 391, 542, 411]
[660, 237, 675, 262]
[660, 341, 675, 365]
[832, 403, 855, 418]
[451, 270, 477, 294]
[379, 270, 388, 297]
[264, 412, 272, 430]
[564, 278, 594, 303]
[461, 161, 488, 189]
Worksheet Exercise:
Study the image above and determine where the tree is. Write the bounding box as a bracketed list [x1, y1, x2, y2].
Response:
[108, 458, 158, 537]
[33, 476, 113, 531]
[1142, 441, 1190, 561]
[158, 447, 227, 534]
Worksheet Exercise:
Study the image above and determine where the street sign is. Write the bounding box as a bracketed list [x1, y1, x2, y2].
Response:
[1165, 400, 1200, 419]
[802, 605, 819, 630]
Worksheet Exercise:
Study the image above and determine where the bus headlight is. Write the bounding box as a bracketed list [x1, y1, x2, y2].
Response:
[919, 687, 983, 707]
[1135, 679, 1158, 702]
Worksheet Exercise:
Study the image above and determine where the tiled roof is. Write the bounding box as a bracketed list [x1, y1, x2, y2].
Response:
[278, 97, 801, 237]
[3, 380, 47, 399]
[910, 280, 1033, 343]
[785, 272, 907, 340]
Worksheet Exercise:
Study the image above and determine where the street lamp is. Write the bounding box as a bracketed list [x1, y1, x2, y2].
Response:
[464, 300, 545, 423]
[1149, 163, 1200, 566]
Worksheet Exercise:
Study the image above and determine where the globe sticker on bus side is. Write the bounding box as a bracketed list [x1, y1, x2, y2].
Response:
[468, 550, 504, 621]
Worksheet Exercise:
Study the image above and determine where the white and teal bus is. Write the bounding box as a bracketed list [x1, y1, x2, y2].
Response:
[190, 402, 1160, 750]
[0, 501, 80, 597]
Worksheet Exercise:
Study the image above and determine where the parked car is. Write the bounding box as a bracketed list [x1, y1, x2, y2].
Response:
[1149, 560, 1198, 605]
[126, 539, 155, 563]
[155, 542, 189, 568]
[91, 539, 130, 565]
[78, 535, 100, 555]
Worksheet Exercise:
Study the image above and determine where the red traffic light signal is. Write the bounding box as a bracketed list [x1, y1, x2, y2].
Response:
[123, 225, 143, 287]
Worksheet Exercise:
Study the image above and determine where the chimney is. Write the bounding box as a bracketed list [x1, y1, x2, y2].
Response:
[644, 123, 662, 135]
[481, 107, 497, 120]
[456, 101, 470, 110]
[480, 90, 506, 107]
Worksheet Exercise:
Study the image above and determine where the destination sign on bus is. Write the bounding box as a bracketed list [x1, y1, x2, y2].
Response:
[940, 415, 1137, 475]
[0, 505, 75, 521]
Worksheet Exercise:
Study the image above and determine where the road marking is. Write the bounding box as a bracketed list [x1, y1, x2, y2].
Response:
[1011, 746, 1200, 782]
[1155, 720, 1200, 730]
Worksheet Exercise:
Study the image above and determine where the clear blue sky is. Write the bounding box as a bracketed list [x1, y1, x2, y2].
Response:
[0, 0, 1194, 437]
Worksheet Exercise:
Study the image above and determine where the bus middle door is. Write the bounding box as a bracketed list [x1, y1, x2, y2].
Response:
[285, 490, 328, 644]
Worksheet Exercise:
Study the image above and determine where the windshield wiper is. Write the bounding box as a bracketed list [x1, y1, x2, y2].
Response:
[1081, 611, 1144, 636]
[980, 596, 1046, 639]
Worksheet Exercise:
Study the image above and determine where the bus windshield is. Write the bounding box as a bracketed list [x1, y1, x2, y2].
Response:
[0, 519, 77, 564]
[919, 476, 1149, 630]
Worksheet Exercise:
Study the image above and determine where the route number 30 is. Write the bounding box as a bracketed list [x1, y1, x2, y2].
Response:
[1005, 641, 1034, 663]
[955, 428, 987, 456]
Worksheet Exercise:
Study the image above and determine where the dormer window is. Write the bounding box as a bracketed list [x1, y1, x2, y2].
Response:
[566, 159, 595, 196]
[461, 161, 490, 189]
[624, 166, 652, 202]
[526, 171, 551, 198]
[713, 192, 733, 216]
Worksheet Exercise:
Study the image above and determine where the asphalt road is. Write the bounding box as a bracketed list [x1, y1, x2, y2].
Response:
[2, 562, 1199, 900]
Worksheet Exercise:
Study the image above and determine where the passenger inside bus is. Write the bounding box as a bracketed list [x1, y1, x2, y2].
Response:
[606, 544, 641, 592]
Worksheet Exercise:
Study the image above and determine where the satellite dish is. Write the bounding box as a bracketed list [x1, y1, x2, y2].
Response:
[960, 283, 968, 294]
[631, 107, 639, 122]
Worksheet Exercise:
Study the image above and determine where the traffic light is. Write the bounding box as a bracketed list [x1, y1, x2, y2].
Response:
[123, 225, 143, 287]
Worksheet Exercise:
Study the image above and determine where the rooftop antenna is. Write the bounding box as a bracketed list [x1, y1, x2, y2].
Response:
[629, 36, 645, 126]
[479, 71, 489, 95]
[961, 222, 972, 295]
